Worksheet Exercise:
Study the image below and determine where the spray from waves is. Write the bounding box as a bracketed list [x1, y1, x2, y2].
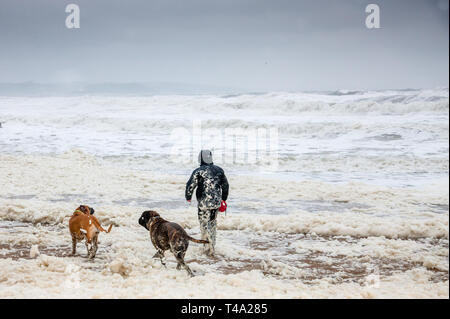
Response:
[3, 115, 447, 138]
[203, 88, 450, 113]
[0, 88, 448, 115]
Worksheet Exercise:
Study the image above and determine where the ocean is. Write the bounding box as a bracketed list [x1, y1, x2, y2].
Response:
[0, 88, 448, 298]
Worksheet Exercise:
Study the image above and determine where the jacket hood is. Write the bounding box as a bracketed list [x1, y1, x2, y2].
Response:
[198, 149, 213, 166]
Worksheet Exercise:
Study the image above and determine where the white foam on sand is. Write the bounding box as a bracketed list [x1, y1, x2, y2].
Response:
[0, 152, 448, 298]
[0, 257, 447, 299]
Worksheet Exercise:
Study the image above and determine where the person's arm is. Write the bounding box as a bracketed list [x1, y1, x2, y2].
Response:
[185, 170, 199, 201]
[221, 172, 229, 201]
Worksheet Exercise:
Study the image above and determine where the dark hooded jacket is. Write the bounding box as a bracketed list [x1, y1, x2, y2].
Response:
[185, 156, 229, 211]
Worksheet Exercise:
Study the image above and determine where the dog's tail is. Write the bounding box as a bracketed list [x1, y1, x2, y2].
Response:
[104, 224, 113, 233]
[186, 235, 209, 244]
[91, 216, 112, 233]
[96, 222, 113, 233]
[100, 224, 112, 233]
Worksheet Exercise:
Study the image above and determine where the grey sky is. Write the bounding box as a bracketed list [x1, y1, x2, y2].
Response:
[0, 0, 448, 92]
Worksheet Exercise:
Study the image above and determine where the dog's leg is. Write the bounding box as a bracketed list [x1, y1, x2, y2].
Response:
[176, 259, 193, 274]
[153, 249, 167, 268]
[85, 231, 95, 259]
[89, 233, 98, 259]
[173, 248, 183, 270]
[85, 240, 91, 258]
[176, 254, 194, 277]
[152, 251, 162, 259]
[71, 234, 77, 256]
[86, 227, 99, 259]
[170, 241, 194, 277]
[93, 234, 98, 257]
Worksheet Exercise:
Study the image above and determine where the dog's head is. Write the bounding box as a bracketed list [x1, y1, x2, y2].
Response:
[77, 205, 95, 215]
[138, 210, 160, 230]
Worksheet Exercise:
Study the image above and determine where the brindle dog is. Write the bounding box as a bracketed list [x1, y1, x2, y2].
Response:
[138, 210, 208, 277]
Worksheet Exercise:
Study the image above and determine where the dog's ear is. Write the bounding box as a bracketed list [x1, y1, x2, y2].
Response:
[149, 211, 160, 219]
[139, 211, 150, 230]
[78, 205, 88, 214]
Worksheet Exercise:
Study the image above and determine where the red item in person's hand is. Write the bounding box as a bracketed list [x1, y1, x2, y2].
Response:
[219, 200, 227, 212]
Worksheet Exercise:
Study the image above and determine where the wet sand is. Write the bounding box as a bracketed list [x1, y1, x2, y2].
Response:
[1, 221, 447, 285]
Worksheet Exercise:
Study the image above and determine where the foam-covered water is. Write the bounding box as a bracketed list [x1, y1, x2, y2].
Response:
[1, 89, 448, 186]
[0, 89, 448, 298]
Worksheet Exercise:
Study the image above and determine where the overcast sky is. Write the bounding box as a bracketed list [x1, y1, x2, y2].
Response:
[0, 0, 448, 92]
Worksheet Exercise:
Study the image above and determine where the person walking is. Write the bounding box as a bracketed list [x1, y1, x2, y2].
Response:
[185, 150, 229, 256]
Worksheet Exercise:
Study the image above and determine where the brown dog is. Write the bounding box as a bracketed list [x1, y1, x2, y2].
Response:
[138, 210, 208, 277]
[69, 205, 112, 259]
